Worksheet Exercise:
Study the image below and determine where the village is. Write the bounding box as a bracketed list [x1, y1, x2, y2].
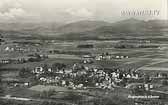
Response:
[0, 18, 167, 105]
[1, 55, 168, 96]
[0, 33, 168, 105]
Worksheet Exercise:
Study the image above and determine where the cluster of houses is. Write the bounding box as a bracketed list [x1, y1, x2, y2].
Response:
[0, 54, 48, 64]
[81, 59, 93, 64]
[31, 63, 145, 90]
[3, 43, 42, 53]
[95, 53, 129, 61]
[80, 52, 129, 61]
[28, 62, 168, 99]
[4, 62, 166, 94]
[126, 83, 154, 93]
[1, 78, 30, 88]
[0, 58, 29, 64]
[4, 46, 32, 52]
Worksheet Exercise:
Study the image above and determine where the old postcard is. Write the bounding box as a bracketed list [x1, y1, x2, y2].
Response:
[0, 0, 167, 105]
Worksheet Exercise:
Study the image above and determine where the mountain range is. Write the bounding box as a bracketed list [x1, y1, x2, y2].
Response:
[0, 18, 167, 39]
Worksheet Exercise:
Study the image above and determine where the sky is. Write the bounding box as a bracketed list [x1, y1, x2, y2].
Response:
[0, 0, 167, 23]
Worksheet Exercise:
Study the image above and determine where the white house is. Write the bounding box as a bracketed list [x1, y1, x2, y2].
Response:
[33, 67, 44, 74]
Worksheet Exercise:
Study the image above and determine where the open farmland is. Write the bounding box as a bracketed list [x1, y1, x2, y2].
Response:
[0, 17, 168, 105]
[148, 61, 168, 68]
[0, 58, 81, 69]
[29, 85, 69, 92]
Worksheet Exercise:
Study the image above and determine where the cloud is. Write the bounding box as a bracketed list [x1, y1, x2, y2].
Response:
[0, 0, 39, 22]
[0, 0, 21, 12]
[0, 8, 39, 22]
[0, 0, 22, 21]
[0, 0, 166, 22]
[66, 8, 94, 20]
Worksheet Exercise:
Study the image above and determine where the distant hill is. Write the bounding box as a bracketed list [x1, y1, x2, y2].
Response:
[0, 20, 111, 35]
[55, 20, 111, 33]
[0, 18, 167, 40]
[147, 20, 168, 31]
[94, 19, 147, 33]
[0, 22, 63, 35]
[94, 18, 168, 33]
[57, 18, 168, 40]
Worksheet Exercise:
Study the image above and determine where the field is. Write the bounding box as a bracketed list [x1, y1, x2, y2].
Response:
[29, 85, 69, 92]
[0, 58, 80, 70]
[1, 33, 168, 105]
[148, 61, 168, 68]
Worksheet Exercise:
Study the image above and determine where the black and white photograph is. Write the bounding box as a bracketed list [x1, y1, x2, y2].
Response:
[0, 0, 167, 105]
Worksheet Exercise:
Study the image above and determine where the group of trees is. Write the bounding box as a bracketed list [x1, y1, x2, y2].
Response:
[19, 68, 33, 77]
[18, 62, 67, 78]
[43, 63, 67, 73]
[77, 44, 94, 48]
[49, 50, 91, 55]
[51, 63, 67, 70]
[114, 44, 159, 49]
